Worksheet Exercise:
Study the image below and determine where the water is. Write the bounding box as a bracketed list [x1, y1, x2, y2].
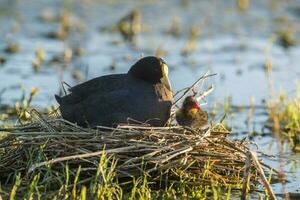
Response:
[0, 0, 300, 196]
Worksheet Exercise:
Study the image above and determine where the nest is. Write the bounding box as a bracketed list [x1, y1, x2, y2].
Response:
[0, 74, 278, 197]
[0, 110, 277, 196]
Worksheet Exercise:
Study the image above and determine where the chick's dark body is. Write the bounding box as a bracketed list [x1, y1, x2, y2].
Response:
[56, 60, 173, 127]
[176, 109, 208, 128]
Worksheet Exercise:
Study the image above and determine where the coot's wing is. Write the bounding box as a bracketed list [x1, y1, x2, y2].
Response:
[69, 74, 126, 94]
[70, 83, 170, 127]
[70, 89, 136, 127]
[85, 87, 171, 127]
[57, 74, 127, 105]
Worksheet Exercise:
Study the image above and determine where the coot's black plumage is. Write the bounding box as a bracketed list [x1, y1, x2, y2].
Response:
[176, 96, 209, 129]
[55, 56, 173, 127]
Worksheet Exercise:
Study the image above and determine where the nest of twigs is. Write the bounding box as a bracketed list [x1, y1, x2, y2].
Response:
[0, 110, 277, 194]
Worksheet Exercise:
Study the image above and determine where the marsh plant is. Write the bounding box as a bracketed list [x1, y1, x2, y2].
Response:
[268, 88, 300, 152]
[0, 87, 38, 122]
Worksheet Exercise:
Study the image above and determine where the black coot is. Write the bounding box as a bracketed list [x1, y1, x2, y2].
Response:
[55, 56, 173, 127]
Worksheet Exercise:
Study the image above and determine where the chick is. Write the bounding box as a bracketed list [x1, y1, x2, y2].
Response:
[176, 96, 209, 130]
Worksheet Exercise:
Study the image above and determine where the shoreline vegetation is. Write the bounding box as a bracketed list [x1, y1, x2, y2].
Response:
[267, 88, 300, 152]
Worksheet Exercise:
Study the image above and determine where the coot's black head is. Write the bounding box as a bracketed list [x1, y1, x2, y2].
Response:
[182, 96, 200, 112]
[128, 56, 172, 90]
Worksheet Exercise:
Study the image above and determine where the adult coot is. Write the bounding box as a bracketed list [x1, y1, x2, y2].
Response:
[55, 56, 173, 127]
[176, 96, 209, 129]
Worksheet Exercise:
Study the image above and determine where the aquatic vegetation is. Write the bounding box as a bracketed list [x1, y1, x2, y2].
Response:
[155, 46, 168, 58]
[4, 43, 20, 54]
[181, 25, 201, 56]
[74, 47, 85, 57]
[38, 8, 58, 23]
[167, 16, 181, 37]
[32, 47, 47, 72]
[267, 89, 300, 152]
[0, 87, 38, 122]
[44, 9, 85, 40]
[276, 28, 297, 49]
[72, 69, 84, 81]
[49, 47, 73, 65]
[279, 94, 300, 151]
[108, 59, 117, 71]
[63, 47, 73, 63]
[117, 9, 141, 45]
[237, 0, 250, 11]
[31, 58, 42, 72]
[46, 26, 68, 40]
[35, 47, 47, 62]
[263, 56, 272, 73]
[0, 56, 6, 65]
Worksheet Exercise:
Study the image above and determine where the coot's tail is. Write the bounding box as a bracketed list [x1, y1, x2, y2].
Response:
[55, 94, 62, 105]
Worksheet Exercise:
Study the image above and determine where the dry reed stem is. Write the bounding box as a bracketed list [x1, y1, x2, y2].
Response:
[172, 72, 217, 106]
[250, 151, 276, 200]
[241, 151, 252, 200]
